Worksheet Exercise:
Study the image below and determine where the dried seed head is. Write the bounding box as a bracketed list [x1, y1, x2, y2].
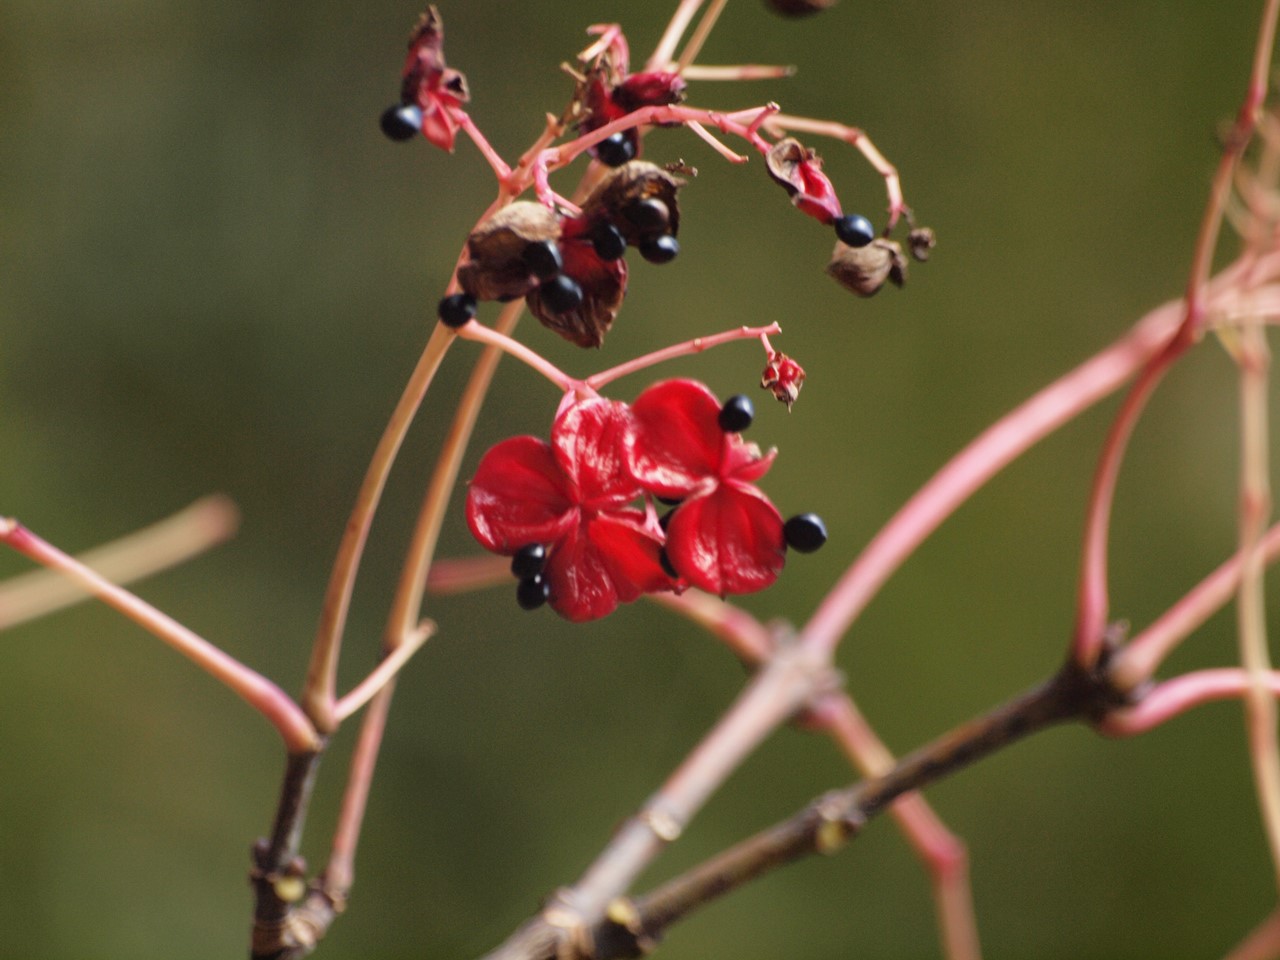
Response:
[761, 350, 806, 409]
[827, 238, 908, 297]
[765, 138, 842, 224]
[908, 226, 937, 262]
[581, 161, 685, 245]
[525, 227, 628, 349]
[765, 0, 839, 15]
[458, 202, 561, 302]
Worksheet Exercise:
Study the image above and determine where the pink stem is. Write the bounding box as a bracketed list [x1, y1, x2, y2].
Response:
[587, 323, 782, 391]
[455, 319, 582, 394]
[1110, 521, 1280, 691]
[800, 295, 1183, 659]
[0, 519, 319, 753]
[1100, 668, 1280, 737]
[453, 108, 512, 181]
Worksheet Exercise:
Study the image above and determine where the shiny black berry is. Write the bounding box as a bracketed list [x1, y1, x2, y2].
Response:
[595, 131, 637, 167]
[624, 198, 671, 233]
[516, 575, 551, 611]
[522, 240, 563, 280]
[639, 234, 679, 264]
[834, 214, 876, 248]
[538, 275, 584, 314]
[511, 543, 547, 579]
[380, 103, 422, 142]
[718, 395, 754, 433]
[784, 513, 828, 553]
[438, 292, 477, 327]
[590, 222, 627, 261]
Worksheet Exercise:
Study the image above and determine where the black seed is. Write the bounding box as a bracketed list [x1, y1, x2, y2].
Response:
[784, 513, 828, 553]
[595, 131, 637, 167]
[659, 548, 679, 579]
[624, 198, 671, 233]
[834, 214, 876, 248]
[511, 544, 547, 579]
[590, 222, 627, 261]
[380, 103, 422, 142]
[718, 395, 754, 433]
[438, 292, 477, 327]
[516, 575, 551, 611]
[538, 275, 584, 314]
[522, 240, 563, 280]
[639, 234, 679, 264]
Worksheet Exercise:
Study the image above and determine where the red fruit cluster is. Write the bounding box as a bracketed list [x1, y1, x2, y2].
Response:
[465, 380, 789, 622]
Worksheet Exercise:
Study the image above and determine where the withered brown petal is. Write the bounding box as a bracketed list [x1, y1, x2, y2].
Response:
[827, 238, 907, 297]
[909, 226, 937, 262]
[458, 203, 561, 303]
[764, 138, 810, 197]
[580, 161, 684, 245]
[407, 6, 446, 62]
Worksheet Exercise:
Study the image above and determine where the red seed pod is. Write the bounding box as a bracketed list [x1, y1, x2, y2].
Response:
[760, 351, 807, 410]
[611, 71, 688, 113]
[765, 138, 843, 225]
[398, 6, 471, 152]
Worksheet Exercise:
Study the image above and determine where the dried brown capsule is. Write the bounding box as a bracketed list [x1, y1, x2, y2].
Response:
[457, 202, 561, 303]
[908, 226, 937, 262]
[766, 0, 838, 14]
[827, 238, 908, 297]
[526, 226, 627, 348]
[580, 161, 684, 245]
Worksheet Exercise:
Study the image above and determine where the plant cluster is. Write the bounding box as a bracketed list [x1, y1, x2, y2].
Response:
[6, 2, 1280, 959]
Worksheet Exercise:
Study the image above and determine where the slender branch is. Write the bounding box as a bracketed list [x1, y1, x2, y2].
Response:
[1073, 0, 1280, 668]
[333, 621, 433, 723]
[801, 293, 1184, 660]
[0, 518, 319, 753]
[584, 661, 1115, 960]
[303, 323, 456, 735]
[586, 323, 781, 391]
[1235, 318, 1280, 889]
[646, 0, 706, 71]
[675, 0, 728, 72]
[1100, 668, 1280, 737]
[0, 495, 238, 633]
[1110, 520, 1280, 690]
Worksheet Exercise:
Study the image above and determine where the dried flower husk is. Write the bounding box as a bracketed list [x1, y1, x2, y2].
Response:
[527, 225, 628, 349]
[765, 0, 838, 15]
[581, 161, 684, 245]
[827, 238, 907, 297]
[458, 202, 561, 302]
[761, 350, 806, 410]
[908, 226, 937, 262]
[765, 138, 842, 224]
[399, 6, 470, 152]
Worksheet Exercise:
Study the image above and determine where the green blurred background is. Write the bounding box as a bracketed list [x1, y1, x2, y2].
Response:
[1, 1, 1275, 957]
